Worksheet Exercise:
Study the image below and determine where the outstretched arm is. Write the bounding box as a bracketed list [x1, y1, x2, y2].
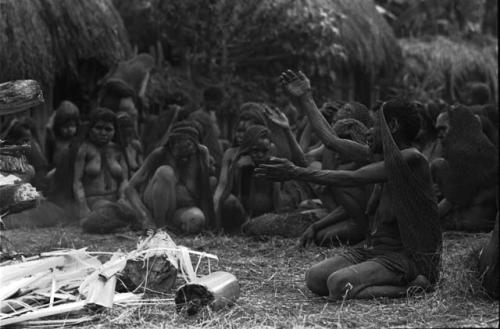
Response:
[280, 70, 370, 164]
[73, 144, 90, 219]
[124, 148, 162, 228]
[255, 149, 423, 187]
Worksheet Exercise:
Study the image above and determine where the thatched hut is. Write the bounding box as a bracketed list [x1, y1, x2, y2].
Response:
[0, 0, 131, 141]
[115, 0, 400, 108]
[396, 36, 498, 103]
[295, 0, 402, 105]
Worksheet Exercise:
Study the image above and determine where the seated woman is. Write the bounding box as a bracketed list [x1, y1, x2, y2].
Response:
[116, 111, 143, 178]
[73, 108, 140, 233]
[45, 100, 80, 170]
[220, 125, 281, 220]
[188, 109, 223, 174]
[431, 106, 497, 232]
[1, 117, 48, 191]
[214, 103, 313, 229]
[300, 118, 372, 247]
[124, 122, 215, 234]
[213, 102, 268, 231]
[256, 70, 442, 300]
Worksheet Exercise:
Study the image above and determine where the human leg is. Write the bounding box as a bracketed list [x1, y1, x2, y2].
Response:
[326, 260, 408, 300]
[220, 194, 247, 232]
[305, 256, 355, 296]
[143, 165, 177, 227]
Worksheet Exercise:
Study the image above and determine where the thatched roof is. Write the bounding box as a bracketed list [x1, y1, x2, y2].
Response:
[306, 0, 402, 77]
[397, 36, 498, 102]
[115, 0, 400, 106]
[227, 0, 402, 80]
[0, 0, 131, 88]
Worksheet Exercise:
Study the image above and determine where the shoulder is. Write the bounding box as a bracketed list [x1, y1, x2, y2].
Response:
[401, 147, 429, 167]
[148, 147, 166, 161]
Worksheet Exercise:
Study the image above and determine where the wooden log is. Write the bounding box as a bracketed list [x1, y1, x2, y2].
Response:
[0, 80, 44, 116]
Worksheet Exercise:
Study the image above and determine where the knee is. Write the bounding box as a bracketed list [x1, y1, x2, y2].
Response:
[174, 207, 206, 234]
[326, 271, 351, 299]
[224, 195, 242, 210]
[154, 165, 176, 183]
[305, 265, 328, 296]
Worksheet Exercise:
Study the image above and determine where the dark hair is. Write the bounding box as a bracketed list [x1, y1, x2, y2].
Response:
[239, 125, 271, 155]
[89, 107, 117, 128]
[379, 100, 421, 142]
[203, 86, 223, 103]
[4, 118, 34, 144]
[54, 101, 80, 138]
[468, 82, 490, 105]
[341, 102, 373, 128]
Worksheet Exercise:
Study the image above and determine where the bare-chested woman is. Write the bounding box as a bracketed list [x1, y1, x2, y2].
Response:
[45, 100, 80, 170]
[213, 102, 311, 230]
[73, 108, 128, 220]
[256, 70, 441, 300]
[431, 105, 497, 232]
[213, 103, 268, 230]
[124, 122, 214, 234]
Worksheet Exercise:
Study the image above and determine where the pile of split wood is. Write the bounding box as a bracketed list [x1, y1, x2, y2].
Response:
[0, 230, 220, 327]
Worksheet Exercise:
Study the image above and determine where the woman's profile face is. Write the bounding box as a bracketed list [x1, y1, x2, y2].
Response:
[234, 120, 251, 146]
[89, 120, 115, 146]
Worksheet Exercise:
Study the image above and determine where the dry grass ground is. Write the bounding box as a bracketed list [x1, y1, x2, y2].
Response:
[2, 226, 498, 328]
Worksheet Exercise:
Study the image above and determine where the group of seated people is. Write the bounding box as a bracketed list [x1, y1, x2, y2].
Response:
[1, 70, 497, 300]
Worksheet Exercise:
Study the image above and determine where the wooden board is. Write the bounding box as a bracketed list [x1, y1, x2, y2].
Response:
[0, 80, 44, 116]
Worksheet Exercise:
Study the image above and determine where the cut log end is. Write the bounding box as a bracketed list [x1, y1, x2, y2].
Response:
[117, 257, 177, 294]
[0, 80, 44, 116]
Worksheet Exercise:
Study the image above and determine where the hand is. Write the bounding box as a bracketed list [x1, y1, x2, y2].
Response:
[262, 104, 290, 130]
[280, 70, 311, 99]
[299, 224, 316, 248]
[254, 157, 297, 182]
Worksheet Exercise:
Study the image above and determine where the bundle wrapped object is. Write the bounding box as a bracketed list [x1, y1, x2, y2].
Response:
[0, 144, 32, 179]
[241, 209, 326, 237]
[0, 183, 42, 213]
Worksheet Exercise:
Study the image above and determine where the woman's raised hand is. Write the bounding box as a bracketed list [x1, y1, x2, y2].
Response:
[262, 104, 290, 130]
[279, 70, 311, 99]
